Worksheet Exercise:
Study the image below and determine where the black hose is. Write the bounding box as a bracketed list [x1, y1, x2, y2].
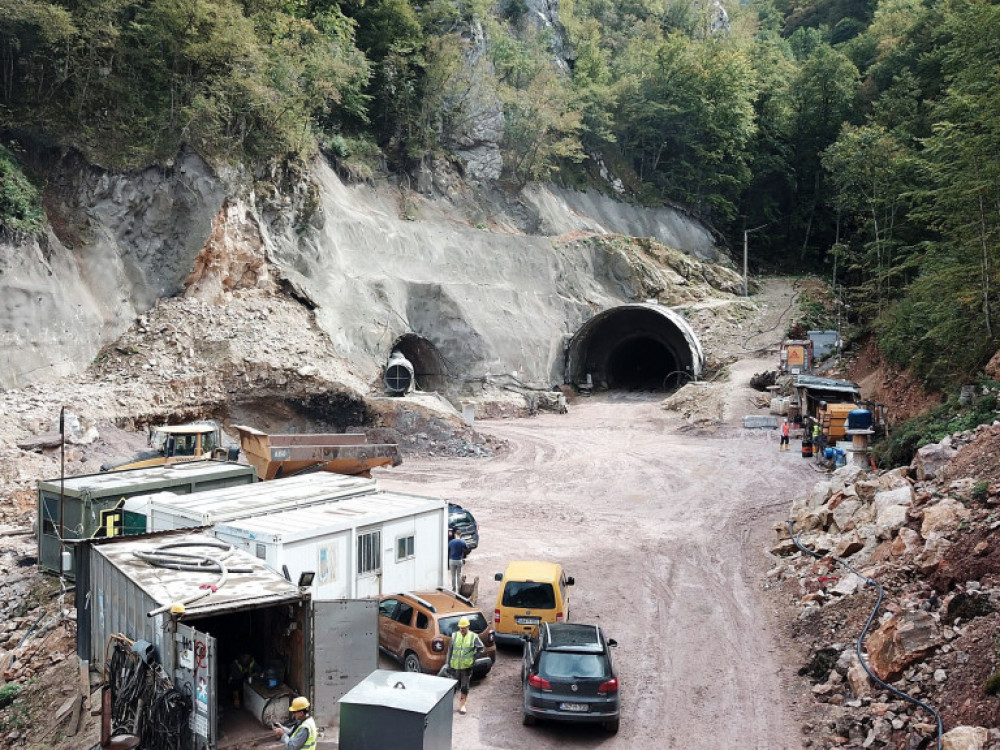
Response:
[786, 520, 944, 750]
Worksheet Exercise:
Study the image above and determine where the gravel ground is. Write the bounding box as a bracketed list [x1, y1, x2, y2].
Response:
[370, 280, 820, 749]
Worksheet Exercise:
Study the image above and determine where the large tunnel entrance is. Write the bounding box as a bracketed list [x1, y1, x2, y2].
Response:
[388, 333, 450, 393]
[566, 304, 704, 392]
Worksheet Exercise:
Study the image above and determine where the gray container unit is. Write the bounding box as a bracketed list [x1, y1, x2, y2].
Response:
[80, 530, 377, 749]
[211, 490, 448, 600]
[37, 460, 257, 576]
[145, 472, 378, 532]
[338, 670, 456, 750]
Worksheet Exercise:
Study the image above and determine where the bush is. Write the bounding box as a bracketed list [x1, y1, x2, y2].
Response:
[873, 382, 1000, 468]
[0, 145, 44, 236]
[0, 682, 21, 710]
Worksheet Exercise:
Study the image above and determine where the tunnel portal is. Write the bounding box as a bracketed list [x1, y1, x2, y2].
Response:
[566, 304, 704, 392]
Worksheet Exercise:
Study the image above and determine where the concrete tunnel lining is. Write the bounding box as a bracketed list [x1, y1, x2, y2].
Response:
[565, 304, 705, 391]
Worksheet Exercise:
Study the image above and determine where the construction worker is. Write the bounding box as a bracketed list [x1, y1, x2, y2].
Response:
[779, 418, 790, 451]
[447, 528, 469, 593]
[227, 653, 261, 708]
[272, 696, 317, 750]
[446, 617, 484, 714]
[812, 418, 826, 457]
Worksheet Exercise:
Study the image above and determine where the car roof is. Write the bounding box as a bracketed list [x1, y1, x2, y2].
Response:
[387, 590, 482, 617]
[502, 560, 562, 581]
[542, 623, 604, 652]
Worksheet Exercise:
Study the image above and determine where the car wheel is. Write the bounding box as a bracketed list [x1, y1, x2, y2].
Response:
[403, 652, 422, 673]
[603, 718, 619, 734]
[522, 712, 536, 727]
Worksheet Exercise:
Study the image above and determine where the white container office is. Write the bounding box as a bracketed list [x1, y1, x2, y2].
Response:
[136, 472, 378, 532]
[211, 491, 449, 600]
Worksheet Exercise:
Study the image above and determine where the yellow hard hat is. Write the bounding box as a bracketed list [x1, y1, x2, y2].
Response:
[457, 617, 470, 628]
[290, 696, 310, 712]
[170, 602, 186, 615]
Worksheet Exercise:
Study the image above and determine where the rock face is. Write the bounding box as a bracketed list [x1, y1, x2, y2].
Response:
[1, 151, 727, 392]
[0, 149, 225, 388]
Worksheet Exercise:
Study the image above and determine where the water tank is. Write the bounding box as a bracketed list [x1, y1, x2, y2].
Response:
[384, 351, 415, 395]
[847, 409, 873, 431]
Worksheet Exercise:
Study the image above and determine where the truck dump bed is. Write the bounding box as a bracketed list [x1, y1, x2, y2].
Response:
[235, 425, 402, 479]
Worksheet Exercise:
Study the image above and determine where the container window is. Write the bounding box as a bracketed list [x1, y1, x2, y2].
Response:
[357, 530, 381, 575]
[255, 543, 266, 560]
[395, 535, 415, 561]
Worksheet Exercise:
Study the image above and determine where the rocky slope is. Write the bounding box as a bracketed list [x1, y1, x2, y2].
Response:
[768, 422, 1000, 750]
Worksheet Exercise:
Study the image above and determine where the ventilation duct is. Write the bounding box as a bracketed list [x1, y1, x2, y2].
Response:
[384, 351, 415, 395]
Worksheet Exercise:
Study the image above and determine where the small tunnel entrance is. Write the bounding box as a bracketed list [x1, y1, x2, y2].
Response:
[389, 333, 450, 393]
[566, 304, 704, 392]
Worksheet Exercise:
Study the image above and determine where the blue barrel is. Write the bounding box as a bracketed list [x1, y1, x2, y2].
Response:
[834, 449, 847, 467]
[847, 409, 873, 431]
[824, 447, 835, 460]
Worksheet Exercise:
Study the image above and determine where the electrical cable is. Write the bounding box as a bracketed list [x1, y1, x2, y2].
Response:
[105, 635, 191, 750]
[786, 519, 944, 750]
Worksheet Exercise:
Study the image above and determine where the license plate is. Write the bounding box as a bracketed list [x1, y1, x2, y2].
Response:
[559, 703, 588, 712]
[516, 616, 540, 625]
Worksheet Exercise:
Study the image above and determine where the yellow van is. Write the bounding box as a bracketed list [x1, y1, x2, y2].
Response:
[492, 561, 574, 645]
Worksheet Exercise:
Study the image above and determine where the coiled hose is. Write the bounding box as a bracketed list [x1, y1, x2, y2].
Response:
[787, 520, 944, 750]
[134, 539, 252, 617]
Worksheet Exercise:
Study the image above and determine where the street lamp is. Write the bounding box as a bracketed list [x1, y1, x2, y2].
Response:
[743, 223, 768, 297]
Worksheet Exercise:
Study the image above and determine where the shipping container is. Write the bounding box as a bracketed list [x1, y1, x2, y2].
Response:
[139, 472, 378, 533]
[36, 460, 257, 576]
[211, 491, 449, 600]
[77, 530, 377, 748]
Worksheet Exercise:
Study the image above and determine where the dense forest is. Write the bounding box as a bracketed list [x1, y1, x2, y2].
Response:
[1, 0, 998, 390]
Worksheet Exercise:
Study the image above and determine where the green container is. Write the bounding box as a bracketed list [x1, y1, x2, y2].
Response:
[37, 460, 257, 576]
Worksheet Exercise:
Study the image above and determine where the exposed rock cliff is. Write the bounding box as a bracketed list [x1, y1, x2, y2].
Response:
[1, 150, 732, 395]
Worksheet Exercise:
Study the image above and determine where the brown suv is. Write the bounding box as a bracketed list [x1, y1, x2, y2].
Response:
[378, 589, 497, 677]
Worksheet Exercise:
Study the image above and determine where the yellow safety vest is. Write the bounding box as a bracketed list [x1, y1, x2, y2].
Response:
[450, 631, 477, 670]
[290, 716, 317, 750]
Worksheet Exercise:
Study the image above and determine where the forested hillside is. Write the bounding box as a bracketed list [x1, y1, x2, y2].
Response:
[2, 0, 998, 390]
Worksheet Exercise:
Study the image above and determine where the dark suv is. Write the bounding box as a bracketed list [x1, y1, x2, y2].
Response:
[448, 502, 479, 554]
[521, 622, 620, 733]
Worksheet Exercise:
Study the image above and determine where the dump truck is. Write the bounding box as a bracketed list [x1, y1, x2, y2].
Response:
[235, 424, 401, 478]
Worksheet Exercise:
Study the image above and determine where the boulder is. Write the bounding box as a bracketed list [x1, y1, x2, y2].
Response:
[921, 497, 971, 537]
[846, 654, 872, 699]
[917, 533, 954, 576]
[873, 486, 913, 539]
[942, 726, 989, 750]
[866, 611, 941, 681]
[891, 527, 923, 557]
[912, 442, 960, 481]
[829, 464, 864, 495]
[831, 499, 873, 533]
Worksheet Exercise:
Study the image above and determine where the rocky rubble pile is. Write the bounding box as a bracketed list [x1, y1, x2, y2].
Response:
[768, 422, 1000, 750]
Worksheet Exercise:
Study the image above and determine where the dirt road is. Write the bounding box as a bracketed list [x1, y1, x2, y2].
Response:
[375, 344, 817, 748]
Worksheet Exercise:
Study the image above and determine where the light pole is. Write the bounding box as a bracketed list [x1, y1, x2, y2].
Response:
[743, 223, 768, 297]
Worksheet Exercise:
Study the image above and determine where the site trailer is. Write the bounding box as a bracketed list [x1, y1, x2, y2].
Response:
[77, 530, 377, 749]
[37, 460, 257, 576]
[211, 490, 449, 600]
[131, 472, 378, 532]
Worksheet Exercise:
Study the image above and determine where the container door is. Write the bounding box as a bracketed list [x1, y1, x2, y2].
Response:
[312, 599, 378, 731]
[175, 622, 217, 749]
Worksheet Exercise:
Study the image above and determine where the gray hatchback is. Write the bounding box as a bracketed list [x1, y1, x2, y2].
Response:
[521, 622, 620, 734]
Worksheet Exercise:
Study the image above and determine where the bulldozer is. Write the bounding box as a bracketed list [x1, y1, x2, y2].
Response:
[100, 421, 238, 471]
